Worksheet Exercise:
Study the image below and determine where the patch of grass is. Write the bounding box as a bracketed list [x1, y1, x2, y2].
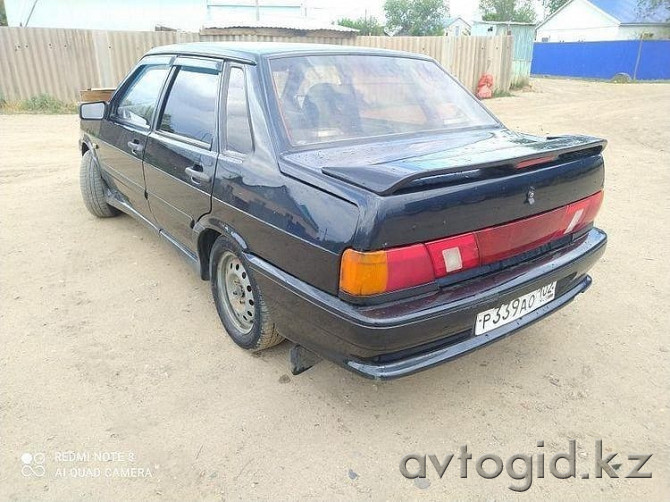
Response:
[0, 94, 77, 114]
[510, 78, 530, 91]
[492, 89, 513, 98]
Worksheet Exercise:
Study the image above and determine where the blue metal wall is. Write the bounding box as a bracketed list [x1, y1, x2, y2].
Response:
[531, 40, 670, 80]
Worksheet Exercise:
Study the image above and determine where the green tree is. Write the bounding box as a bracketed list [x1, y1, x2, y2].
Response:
[384, 0, 448, 36]
[337, 16, 385, 35]
[479, 0, 537, 23]
[0, 0, 7, 26]
[543, 0, 568, 16]
[638, 0, 670, 21]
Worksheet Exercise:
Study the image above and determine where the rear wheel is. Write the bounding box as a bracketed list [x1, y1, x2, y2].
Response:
[79, 150, 118, 218]
[210, 235, 283, 351]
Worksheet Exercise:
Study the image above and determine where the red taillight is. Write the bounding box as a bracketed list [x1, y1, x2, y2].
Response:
[426, 233, 480, 276]
[476, 191, 603, 265]
[340, 191, 603, 296]
[477, 209, 565, 264]
[385, 244, 435, 291]
[561, 190, 603, 235]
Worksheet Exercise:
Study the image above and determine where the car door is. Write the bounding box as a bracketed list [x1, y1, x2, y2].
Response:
[143, 57, 222, 250]
[96, 56, 171, 220]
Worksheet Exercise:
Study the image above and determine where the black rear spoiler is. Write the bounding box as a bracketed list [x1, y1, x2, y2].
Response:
[322, 135, 607, 196]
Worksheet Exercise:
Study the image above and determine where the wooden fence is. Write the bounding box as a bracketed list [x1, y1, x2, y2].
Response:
[0, 27, 513, 102]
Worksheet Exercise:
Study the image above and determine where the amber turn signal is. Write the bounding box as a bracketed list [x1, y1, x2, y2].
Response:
[339, 249, 388, 296]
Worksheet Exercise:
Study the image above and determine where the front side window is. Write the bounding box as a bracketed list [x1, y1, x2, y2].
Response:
[159, 67, 220, 145]
[114, 65, 169, 127]
[225, 66, 253, 154]
[270, 55, 498, 146]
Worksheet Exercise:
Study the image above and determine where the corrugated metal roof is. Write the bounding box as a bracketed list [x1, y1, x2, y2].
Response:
[472, 21, 536, 26]
[589, 0, 670, 24]
[203, 20, 358, 33]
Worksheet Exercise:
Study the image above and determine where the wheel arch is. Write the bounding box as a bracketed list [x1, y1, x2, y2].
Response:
[80, 134, 96, 156]
[194, 219, 249, 281]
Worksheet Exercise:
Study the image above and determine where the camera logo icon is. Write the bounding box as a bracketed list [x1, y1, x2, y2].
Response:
[21, 452, 46, 477]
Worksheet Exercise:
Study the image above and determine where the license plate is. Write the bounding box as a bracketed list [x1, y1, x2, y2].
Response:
[475, 282, 557, 336]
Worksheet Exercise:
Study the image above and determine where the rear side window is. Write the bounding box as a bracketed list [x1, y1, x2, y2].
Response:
[225, 67, 253, 154]
[114, 65, 169, 127]
[159, 67, 220, 145]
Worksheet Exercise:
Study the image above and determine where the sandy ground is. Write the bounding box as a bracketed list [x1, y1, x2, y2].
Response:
[1, 78, 669, 501]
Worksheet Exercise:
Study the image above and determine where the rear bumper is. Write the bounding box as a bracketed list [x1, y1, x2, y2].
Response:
[249, 228, 607, 380]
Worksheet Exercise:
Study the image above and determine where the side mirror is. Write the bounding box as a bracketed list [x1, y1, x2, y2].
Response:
[79, 101, 107, 120]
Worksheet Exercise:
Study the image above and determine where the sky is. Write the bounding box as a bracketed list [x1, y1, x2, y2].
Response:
[6, 0, 549, 31]
[305, 0, 547, 24]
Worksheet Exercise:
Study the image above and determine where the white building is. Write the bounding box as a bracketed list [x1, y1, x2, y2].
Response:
[444, 17, 471, 37]
[536, 0, 670, 42]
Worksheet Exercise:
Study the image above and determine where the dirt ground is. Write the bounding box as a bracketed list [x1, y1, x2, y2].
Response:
[1, 78, 669, 501]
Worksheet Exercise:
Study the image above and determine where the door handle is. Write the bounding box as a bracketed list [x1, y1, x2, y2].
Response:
[185, 165, 211, 184]
[127, 140, 144, 155]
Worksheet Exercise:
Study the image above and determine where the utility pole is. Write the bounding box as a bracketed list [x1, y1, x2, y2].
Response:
[633, 32, 650, 81]
[25, 0, 40, 27]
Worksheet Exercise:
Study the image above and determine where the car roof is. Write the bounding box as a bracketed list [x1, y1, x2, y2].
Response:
[145, 42, 433, 64]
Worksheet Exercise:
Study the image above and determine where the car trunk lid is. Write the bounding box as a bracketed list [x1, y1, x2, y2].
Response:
[281, 128, 606, 250]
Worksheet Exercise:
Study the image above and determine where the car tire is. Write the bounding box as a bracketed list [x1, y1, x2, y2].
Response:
[210, 235, 284, 351]
[80, 150, 119, 218]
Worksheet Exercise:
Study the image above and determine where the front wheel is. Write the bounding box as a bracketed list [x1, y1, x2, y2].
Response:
[210, 235, 283, 351]
[79, 150, 119, 218]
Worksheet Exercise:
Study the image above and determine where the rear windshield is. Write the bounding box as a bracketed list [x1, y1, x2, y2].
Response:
[269, 54, 498, 146]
